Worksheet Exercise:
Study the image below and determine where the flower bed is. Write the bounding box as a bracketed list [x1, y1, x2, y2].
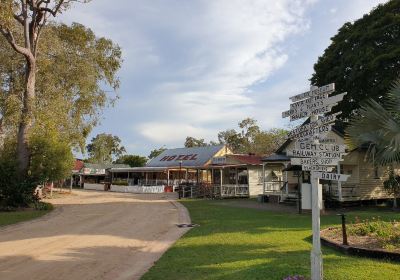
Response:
[321, 217, 400, 261]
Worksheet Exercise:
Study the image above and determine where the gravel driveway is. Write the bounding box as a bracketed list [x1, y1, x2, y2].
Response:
[0, 190, 190, 280]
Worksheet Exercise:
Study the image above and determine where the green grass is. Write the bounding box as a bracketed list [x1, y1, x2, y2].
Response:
[0, 208, 51, 227]
[143, 200, 400, 280]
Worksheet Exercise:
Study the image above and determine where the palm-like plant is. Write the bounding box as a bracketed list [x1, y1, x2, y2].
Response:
[346, 79, 400, 208]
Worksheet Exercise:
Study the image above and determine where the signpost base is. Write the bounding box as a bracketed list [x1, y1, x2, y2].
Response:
[311, 174, 322, 280]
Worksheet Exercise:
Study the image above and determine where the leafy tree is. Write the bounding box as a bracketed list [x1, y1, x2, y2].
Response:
[311, 0, 400, 122]
[0, 21, 122, 160]
[29, 129, 74, 184]
[238, 118, 261, 153]
[149, 147, 167, 159]
[253, 128, 288, 156]
[346, 79, 400, 207]
[87, 133, 126, 163]
[0, 0, 90, 177]
[184, 136, 208, 148]
[218, 129, 243, 152]
[115, 155, 147, 167]
[217, 118, 287, 154]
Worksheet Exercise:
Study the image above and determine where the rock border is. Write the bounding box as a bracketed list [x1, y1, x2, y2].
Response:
[321, 227, 400, 262]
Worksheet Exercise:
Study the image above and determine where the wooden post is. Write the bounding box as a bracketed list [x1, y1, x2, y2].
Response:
[337, 163, 342, 202]
[167, 169, 170, 186]
[220, 168, 223, 198]
[262, 163, 265, 195]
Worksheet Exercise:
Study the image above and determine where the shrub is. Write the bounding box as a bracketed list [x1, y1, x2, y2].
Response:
[112, 180, 128, 186]
[33, 201, 54, 211]
[0, 146, 39, 208]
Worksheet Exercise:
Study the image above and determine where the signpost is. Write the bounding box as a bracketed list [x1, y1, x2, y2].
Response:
[282, 84, 349, 280]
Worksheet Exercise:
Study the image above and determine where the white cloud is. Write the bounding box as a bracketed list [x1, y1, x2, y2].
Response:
[59, 0, 387, 154]
[137, 122, 215, 145]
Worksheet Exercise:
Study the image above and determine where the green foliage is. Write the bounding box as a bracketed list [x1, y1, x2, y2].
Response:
[114, 154, 147, 167]
[32, 201, 54, 211]
[149, 147, 167, 159]
[311, 0, 400, 121]
[29, 129, 74, 183]
[0, 143, 38, 207]
[112, 180, 128, 186]
[348, 216, 400, 249]
[346, 79, 400, 166]
[0, 22, 122, 152]
[87, 133, 126, 163]
[217, 118, 288, 154]
[184, 136, 208, 148]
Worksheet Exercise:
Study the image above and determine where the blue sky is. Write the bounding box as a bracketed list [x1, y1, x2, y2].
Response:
[60, 0, 387, 157]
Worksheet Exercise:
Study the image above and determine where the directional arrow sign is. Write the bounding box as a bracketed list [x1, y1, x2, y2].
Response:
[295, 142, 346, 153]
[314, 172, 350, 182]
[290, 93, 329, 110]
[291, 157, 342, 166]
[283, 93, 346, 119]
[289, 83, 335, 102]
[302, 165, 334, 172]
[287, 113, 340, 138]
[289, 124, 333, 140]
[287, 150, 345, 159]
[290, 105, 334, 121]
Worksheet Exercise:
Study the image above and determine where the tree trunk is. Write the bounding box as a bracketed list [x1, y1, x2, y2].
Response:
[394, 197, 398, 209]
[16, 58, 36, 177]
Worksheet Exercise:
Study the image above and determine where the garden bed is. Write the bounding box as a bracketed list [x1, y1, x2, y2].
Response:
[321, 217, 400, 261]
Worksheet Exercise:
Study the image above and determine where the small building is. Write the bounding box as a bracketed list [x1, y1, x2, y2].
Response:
[72, 162, 130, 191]
[109, 145, 265, 197]
[262, 123, 394, 209]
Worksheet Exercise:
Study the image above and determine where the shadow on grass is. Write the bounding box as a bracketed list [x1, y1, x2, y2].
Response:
[143, 199, 400, 280]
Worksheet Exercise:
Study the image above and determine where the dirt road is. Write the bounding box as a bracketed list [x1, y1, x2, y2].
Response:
[0, 190, 191, 280]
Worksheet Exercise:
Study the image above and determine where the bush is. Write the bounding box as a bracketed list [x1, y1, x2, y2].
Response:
[348, 216, 400, 250]
[32, 201, 54, 211]
[112, 180, 128, 186]
[0, 146, 39, 208]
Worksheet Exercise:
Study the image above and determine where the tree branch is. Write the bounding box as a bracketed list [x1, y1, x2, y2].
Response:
[0, 28, 33, 60]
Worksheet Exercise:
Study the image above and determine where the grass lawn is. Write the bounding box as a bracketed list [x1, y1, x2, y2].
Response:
[143, 200, 400, 280]
[0, 209, 51, 227]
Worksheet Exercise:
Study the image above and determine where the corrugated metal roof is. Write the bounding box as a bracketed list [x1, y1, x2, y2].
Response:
[84, 163, 130, 169]
[146, 145, 226, 168]
[262, 153, 291, 162]
[229, 154, 263, 165]
[110, 167, 167, 172]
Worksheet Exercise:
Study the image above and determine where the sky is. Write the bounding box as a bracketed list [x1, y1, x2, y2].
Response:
[60, 0, 388, 157]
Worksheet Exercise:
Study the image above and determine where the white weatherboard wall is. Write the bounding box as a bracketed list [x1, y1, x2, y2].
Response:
[248, 166, 263, 197]
[84, 183, 105, 191]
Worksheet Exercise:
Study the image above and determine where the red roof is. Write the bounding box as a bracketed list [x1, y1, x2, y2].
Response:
[73, 159, 84, 171]
[229, 154, 263, 165]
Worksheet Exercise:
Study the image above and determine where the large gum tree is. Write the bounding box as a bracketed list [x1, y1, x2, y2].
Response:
[0, 0, 86, 177]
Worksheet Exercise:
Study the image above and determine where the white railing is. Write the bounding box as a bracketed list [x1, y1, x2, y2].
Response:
[214, 184, 249, 197]
[264, 181, 285, 193]
[110, 185, 165, 193]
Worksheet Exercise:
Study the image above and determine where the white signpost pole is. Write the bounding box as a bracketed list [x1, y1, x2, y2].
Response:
[309, 112, 322, 280]
[283, 83, 349, 280]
